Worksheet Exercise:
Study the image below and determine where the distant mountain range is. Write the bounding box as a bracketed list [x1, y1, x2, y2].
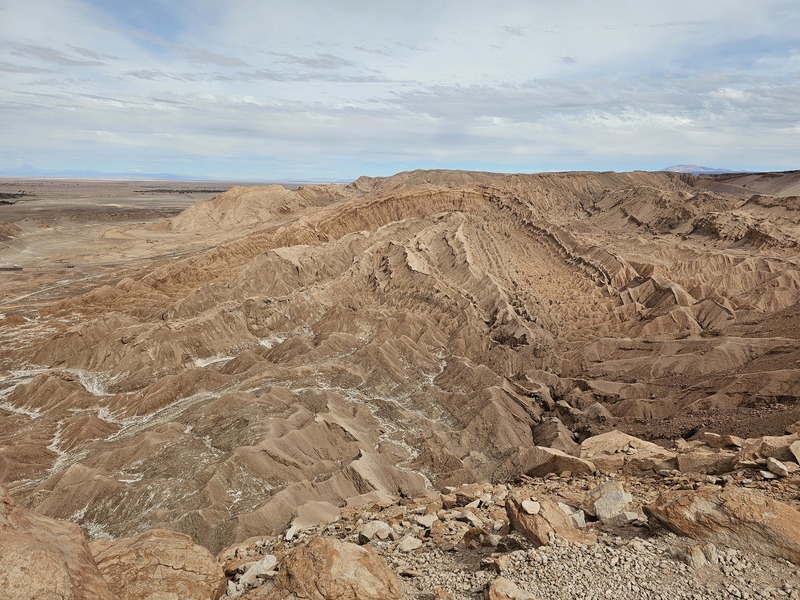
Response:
[661, 165, 737, 175]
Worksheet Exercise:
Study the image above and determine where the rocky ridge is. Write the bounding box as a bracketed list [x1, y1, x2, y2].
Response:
[1, 169, 799, 596]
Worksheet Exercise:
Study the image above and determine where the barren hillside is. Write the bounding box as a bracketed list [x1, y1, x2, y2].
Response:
[1, 169, 798, 555]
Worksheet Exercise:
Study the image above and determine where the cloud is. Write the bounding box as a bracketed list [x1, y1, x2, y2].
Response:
[238, 69, 385, 83]
[122, 69, 177, 81]
[122, 67, 385, 84]
[9, 43, 109, 66]
[1, 0, 799, 178]
[127, 31, 249, 67]
[0, 61, 53, 73]
[354, 46, 393, 57]
[502, 26, 525, 37]
[389, 80, 614, 122]
[633, 19, 714, 29]
[67, 45, 119, 61]
[179, 46, 248, 67]
[269, 52, 357, 70]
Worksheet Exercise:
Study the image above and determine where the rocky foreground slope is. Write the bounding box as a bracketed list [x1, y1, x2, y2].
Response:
[3, 431, 800, 598]
[1, 169, 799, 597]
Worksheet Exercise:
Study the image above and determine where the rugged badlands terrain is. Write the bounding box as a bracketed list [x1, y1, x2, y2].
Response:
[1, 170, 799, 598]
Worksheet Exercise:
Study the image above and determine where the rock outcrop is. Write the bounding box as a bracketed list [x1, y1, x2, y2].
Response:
[0, 486, 115, 600]
[647, 486, 800, 565]
[90, 528, 227, 600]
[266, 537, 401, 600]
[581, 431, 678, 473]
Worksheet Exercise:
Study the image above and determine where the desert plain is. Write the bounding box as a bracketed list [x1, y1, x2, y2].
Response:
[1, 170, 799, 599]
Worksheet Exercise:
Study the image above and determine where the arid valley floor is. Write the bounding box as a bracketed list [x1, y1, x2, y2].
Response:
[1, 171, 799, 599]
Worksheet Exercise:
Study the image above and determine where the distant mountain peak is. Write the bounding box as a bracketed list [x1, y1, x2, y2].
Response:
[661, 165, 735, 175]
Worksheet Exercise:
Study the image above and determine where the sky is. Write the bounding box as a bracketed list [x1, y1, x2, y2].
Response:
[1, 0, 799, 181]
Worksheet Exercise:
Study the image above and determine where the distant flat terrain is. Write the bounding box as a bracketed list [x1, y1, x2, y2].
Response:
[0, 179, 267, 302]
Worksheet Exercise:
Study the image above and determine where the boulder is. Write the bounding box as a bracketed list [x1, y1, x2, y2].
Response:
[452, 483, 495, 506]
[519, 446, 596, 477]
[676, 448, 736, 474]
[646, 486, 800, 565]
[521, 500, 540, 515]
[397, 534, 423, 552]
[767, 457, 789, 477]
[268, 537, 401, 600]
[590, 481, 639, 526]
[737, 434, 799, 462]
[485, 576, 537, 600]
[238, 554, 278, 589]
[90, 528, 226, 600]
[357, 520, 393, 544]
[678, 544, 708, 569]
[581, 430, 677, 473]
[430, 518, 470, 548]
[557, 503, 586, 528]
[458, 510, 485, 528]
[703, 432, 744, 449]
[0, 486, 116, 600]
[506, 492, 595, 547]
[790, 440, 800, 465]
[416, 514, 438, 529]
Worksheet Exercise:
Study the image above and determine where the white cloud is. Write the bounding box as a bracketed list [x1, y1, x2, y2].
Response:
[0, 0, 799, 178]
